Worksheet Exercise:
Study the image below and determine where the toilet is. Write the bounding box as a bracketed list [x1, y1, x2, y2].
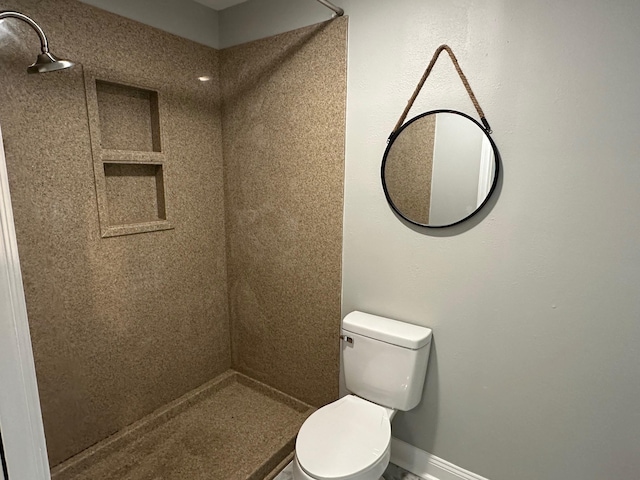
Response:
[293, 311, 432, 480]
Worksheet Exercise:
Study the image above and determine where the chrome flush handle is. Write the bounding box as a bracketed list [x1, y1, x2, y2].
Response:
[340, 335, 353, 345]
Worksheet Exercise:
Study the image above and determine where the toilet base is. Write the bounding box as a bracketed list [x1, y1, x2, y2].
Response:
[292, 448, 390, 480]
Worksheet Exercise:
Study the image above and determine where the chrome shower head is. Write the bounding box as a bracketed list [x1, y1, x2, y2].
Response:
[0, 10, 74, 74]
[27, 52, 74, 74]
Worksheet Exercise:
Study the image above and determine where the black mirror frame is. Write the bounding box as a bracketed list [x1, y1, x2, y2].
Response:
[381, 109, 501, 228]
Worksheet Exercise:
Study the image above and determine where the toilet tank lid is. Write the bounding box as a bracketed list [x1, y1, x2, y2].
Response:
[343, 311, 432, 349]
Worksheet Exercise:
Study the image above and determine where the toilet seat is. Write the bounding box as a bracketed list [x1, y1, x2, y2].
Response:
[295, 395, 391, 480]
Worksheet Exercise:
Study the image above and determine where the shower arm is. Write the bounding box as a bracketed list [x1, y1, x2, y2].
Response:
[315, 0, 344, 17]
[0, 11, 50, 53]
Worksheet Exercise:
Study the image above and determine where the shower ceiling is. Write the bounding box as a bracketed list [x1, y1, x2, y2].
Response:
[193, 0, 249, 10]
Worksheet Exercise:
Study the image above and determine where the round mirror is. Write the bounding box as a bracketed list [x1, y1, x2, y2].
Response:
[382, 110, 499, 228]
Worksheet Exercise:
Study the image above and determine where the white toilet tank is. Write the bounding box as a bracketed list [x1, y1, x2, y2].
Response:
[342, 311, 432, 411]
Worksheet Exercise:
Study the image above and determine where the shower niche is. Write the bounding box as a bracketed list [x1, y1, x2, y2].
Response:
[85, 72, 173, 237]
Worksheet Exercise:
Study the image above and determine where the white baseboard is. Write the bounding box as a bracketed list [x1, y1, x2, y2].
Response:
[390, 437, 490, 480]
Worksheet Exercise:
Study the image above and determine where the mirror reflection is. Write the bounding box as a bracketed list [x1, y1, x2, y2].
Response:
[382, 111, 498, 227]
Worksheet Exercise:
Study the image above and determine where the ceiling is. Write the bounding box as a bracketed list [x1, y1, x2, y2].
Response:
[193, 0, 250, 11]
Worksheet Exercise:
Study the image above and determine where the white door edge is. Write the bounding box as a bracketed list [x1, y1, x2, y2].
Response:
[0, 124, 51, 479]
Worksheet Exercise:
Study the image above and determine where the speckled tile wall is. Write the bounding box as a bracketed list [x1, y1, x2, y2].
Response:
[0, 0, 347, 469]
[0, 0, 229, 466]
[220, 18, 347, 408]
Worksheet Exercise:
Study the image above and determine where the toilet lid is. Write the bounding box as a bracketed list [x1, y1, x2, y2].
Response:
[296, 395, 391, 480]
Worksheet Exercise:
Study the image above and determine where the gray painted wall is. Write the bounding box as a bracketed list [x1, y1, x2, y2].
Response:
[215, 1, 640, 480]
[78, 0, 220, 48]
[218, 0, 334, 48]
[69, 1, 640, 479]
[77, 0, 333, 49]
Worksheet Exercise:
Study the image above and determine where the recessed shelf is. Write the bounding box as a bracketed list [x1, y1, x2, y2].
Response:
[103, 162, 167, 226]
[86, 71, 172, 238]
[96, 81, 161, 152]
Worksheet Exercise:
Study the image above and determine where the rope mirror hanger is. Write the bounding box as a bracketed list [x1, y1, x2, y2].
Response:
[389, 44, 491, 139]
[382, 44, 500, 229]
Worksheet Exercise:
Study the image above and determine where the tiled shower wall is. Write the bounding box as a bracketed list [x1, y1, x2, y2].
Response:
[221, 20, 347, 408]
[0, 0, 230, 466]
[0, 0, 346, 468]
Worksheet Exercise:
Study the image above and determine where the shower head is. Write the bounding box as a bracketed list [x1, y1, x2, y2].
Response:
[28, 52, 74, 74]
[0, 10, 74, 74]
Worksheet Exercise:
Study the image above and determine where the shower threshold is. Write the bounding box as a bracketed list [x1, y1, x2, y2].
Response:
[50, 371, 313, 480]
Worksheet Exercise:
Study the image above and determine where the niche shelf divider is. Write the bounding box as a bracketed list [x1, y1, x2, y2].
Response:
[84, 69, 173, 238]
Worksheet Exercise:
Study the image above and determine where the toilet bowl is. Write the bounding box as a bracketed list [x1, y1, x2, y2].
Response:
[291, 311, 432, 480]
[294, 395, 394, 480]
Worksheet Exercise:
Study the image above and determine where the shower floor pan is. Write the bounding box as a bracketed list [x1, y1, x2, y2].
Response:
[50, 371, 313, 480]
